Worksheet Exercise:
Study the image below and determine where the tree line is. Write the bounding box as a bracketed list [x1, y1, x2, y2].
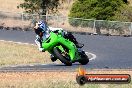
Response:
[17, 0, 132, 34]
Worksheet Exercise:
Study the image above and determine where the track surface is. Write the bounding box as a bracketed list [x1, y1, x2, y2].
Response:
[0, 30, 132, 71]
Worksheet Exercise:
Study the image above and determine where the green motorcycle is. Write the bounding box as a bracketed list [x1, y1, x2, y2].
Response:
[42, 30, 89, 66]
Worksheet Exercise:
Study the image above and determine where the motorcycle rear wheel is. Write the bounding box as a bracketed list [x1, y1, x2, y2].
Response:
[79, 52, 89, 65]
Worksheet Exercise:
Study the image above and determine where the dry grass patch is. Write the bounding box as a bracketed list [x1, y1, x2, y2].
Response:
[0, 0, 24, 12]
[0, 70, 132, 88]
[0, 41, 51, 66]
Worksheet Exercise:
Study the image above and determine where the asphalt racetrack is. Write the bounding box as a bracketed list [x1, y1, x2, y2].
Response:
[0, 29, 132, 71]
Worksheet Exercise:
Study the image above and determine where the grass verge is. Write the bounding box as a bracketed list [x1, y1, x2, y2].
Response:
[0, 41, 51, 66]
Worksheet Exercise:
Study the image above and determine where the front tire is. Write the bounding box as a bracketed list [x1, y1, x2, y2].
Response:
[53, 48, 72, 66]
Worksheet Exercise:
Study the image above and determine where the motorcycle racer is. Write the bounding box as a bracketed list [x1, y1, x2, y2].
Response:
[34, 20, 84, 61]
[34, 20, 83, 51]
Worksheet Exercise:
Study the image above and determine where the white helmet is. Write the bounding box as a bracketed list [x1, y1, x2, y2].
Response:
[38, 20, 47, 31]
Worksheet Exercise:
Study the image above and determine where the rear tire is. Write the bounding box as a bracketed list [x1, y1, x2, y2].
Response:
[79, 52, 89, 65]
[53, 48, 72, 66]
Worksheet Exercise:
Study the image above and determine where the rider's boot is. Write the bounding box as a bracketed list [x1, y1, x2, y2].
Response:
[50, 54, 57, 62]
[75, 42, 84, 48]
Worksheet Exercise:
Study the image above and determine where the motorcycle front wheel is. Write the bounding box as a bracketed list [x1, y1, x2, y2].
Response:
[53, 48, 72, 66]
